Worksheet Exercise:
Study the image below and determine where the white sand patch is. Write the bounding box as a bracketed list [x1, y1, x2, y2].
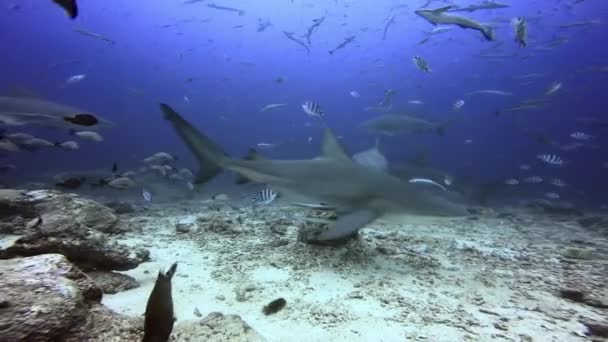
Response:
[101, 204, 607, 341]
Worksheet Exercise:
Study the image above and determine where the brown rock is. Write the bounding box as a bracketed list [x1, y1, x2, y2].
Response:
[0, 189, 149, 271]
[0, 254, 102, 341]
[87, 271, 140, 294]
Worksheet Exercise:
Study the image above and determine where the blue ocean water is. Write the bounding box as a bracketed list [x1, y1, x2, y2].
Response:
[1, 0, 607, 208]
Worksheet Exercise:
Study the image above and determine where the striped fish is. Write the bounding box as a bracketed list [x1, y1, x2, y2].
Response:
[253, 187, 277, 205]
[413, 56, 431, 72]
[301, 101, 325, 118]
[537, 154, 564, 166]
[142, 188, 152, 202]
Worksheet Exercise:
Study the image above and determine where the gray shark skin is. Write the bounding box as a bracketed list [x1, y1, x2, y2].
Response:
[415, 6, 495, 41]
[160, 103, 468, 241]
[0, 95, 113, 130]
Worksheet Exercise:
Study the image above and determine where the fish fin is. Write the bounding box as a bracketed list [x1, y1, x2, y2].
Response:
[320, 127, 351, 162]
[52, 0, 78, 19]
[480, 25, 494, 41]
[160, 103, 227, 185]
[433, 6, 455, 13]
[164, 262, 178, 279]
[317, 209, 377, 240]
[5, 86, 39, 98]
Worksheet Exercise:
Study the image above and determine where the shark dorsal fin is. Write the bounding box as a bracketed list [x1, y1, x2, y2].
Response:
[5, 86, 39, 98]
[433, 6, 454, 13]
[321, 127, 351, 162]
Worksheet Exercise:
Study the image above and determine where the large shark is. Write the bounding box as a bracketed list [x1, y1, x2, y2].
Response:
[0, 89, 113, 130]
[447, 1, 509, 13]
[415, 6, 494, 41]
[160, 103, 468, 240]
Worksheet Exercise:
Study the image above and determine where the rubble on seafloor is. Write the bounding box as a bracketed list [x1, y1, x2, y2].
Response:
[0, 190, 607, 341]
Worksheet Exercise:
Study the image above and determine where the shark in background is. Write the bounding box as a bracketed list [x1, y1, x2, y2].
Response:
[415, 6, 495, 41]
[160, 103, 468, 241]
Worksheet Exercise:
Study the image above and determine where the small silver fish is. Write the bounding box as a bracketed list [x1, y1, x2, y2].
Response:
[545, 82, 562, 95]
[74, 130, 103, 142]
[107, 177, 136, 189]
[57, 140, 79, 150]
[523, 176, 543, 183]
[408, 178, 448, 191]
[65, 74, 86, 85]
[453, 99, 465, 110]
[570, 132, 592, 141]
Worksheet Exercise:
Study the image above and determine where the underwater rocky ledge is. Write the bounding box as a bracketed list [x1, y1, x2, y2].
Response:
[0, 189, 607, 341]
[0, 189, 264, 341]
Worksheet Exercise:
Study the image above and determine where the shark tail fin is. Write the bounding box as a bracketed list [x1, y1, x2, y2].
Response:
[481, 25, 494, 41]
[160, 103, 226, 185]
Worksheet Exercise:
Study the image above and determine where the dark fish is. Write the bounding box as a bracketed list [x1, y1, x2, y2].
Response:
[52, 0, 78, 19]
[143, 263, 178, 342]
[207, 3, 245, 16]
[329, 36, 355, 54]
[112, 162, 118, 174]
[55, 177, 85, 189]
[382, 15, 395, 40]
[304, 16, 325, 45]
[283, 31, 310, 55]
[63, 113, 98, 126]
[257, 18, 272, 32]
[263, 298, 286, 315]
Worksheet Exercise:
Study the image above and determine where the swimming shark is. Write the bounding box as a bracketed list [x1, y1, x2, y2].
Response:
[415, 6, 495, 41]
[160, 103, 468, 241]
[0, 88, 113, 130]
[447, 1, 509, 13]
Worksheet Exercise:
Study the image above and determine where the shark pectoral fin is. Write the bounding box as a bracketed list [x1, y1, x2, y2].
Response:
[317, 209, 378, 241]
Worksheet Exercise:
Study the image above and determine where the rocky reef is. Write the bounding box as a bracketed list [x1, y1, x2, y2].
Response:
[0, 189, 149, 272]
[0, 190, 266, 341]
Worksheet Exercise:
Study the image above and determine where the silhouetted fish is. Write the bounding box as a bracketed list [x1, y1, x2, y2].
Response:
[52, 0, 78, 19]
[143, 263, 178, 342]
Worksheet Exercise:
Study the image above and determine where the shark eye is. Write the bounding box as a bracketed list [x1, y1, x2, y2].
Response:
[63, 113, 99, 126]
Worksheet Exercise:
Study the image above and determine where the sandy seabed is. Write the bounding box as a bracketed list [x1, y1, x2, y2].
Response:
[102, 194, 607, 342]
